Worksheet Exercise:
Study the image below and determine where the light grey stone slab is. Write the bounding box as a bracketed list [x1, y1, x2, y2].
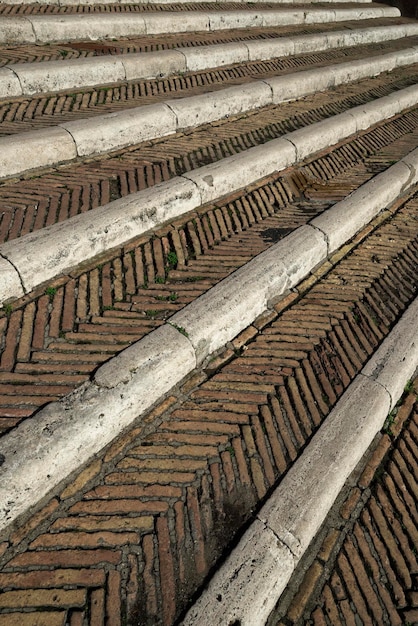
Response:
[0, 67, 22, 98]
[121, 49, 186, 81]
[259, 376, 391, 558]
[0, 16, 35, 44]
[0, 257, 24, 303]
[352, 83, 418, 132]
[143, 12, 210, 34]
[166, 81, 272, 130]
[170, 223, 326, 364]
[0, 324, 195, 531]
[0, 7, 402, 45]
[401, 145, 418, 180]
[170, 251, 288, 364]
[311, 162, 411, 253]
[291, 32, 330, 53]
[244, 38, 295, 61]
[208, 10, 274, 30]
[0, 127, 77, 179]
[7, 24, 412, 99]
[182, 42, 249, 72]
[274, 224, 328, 288]
[95, 323, 196, 391]
[182, 137, 296, 205]
[181, 295, 416, 623]
[266, 67, 335, 103]
[304, 8, 336, 23]
[61, 103, 176, 156]
[3, 46, 418, 180]
[0, 178, 200, 297]
[362, 298, 418, 409]
[286, 112, 357, 160]
[11, 56, 126, 95]
[334, 6, 399, 20]
[182, 520, 295, 626]
[29, 14, 147, 42]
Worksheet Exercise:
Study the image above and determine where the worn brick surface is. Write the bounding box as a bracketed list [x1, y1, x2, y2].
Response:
[1, 3, 417, 624]
[0, 197, 416, 624]
[269, 385, 418, 626]
[2, 107, 418, 432]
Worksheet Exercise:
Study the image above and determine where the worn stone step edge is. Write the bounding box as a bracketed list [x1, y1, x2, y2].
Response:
[0, 6, 399, 45]
[1, 0, 374, 7]
[2, 22, 415, 98]
[1, 42, 416, 179]
[0, 145, 417, 535]
[1, 82, 418, 305]
[181, 295, 418, 626]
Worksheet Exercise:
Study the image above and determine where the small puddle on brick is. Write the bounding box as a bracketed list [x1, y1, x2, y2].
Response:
[260, 227, 293, 243]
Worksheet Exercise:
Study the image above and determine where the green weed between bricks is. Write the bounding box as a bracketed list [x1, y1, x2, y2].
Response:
[168, 323, 189, 338]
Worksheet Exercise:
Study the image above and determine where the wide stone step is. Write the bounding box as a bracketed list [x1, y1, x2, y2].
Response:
[0, 2, 415, 625]
[2, 39, 418, 178]
[0, 5, 399, 44]
[1, 22, 416, 98]
[2, 77, 418, 302]
[0, 184, 416, 625]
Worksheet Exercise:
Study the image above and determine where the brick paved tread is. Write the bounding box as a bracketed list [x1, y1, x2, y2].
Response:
[1, 104, 418, 433]
[0, 191, 416, 625]
[0, 1, 416, 624]
[269, 380, 418, 626]
[0, 2, 375, 14]
[1, 65, 417, 245]
[1, 37, 417, 137]
[0, 18, 398, 66]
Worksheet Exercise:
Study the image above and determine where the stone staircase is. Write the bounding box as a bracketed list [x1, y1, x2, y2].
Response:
[0, 0, 417, 624]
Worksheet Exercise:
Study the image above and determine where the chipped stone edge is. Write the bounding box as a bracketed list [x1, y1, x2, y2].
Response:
[181, 298, 418, 626]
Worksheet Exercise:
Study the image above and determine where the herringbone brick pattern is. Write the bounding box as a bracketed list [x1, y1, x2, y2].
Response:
[2, 39, 416, 136]
[0, 17, 398, 66]
[1, 66, 418, 245]
[270, 383, 418, 626]
[0, 194, 416, 625]
[0, 1, 371, 14]
[1, 106, 418, 433]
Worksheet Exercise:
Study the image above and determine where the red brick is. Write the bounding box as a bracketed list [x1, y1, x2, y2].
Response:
[156, 516, 176, 626]
[344, 536, 385, 624]
[0, 310, 23, 371]
[29, 531, 138, 549]
[287, 561, 323, 622]
[104, 470, 195, 485]
[10, 498, 60, 546]
[353, 522, 402, 626]
[270, 395, 297, 461]
[361, 507, 406, 607]
[340, 487, 361, 520]
[84, 484, 182, 500]
[0, 614, 66, 626]
[321, 584, 344, 626]
[251, 414, 276, 486]
[90, 588, 105, 626]
[0, 588, 86, 609]
[106, 570, 121, 626]
[0, 569, 106, 589]
[9, 548, 121, 568]
[337, 551, 372, 624]
[69, 499, 168, 516]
